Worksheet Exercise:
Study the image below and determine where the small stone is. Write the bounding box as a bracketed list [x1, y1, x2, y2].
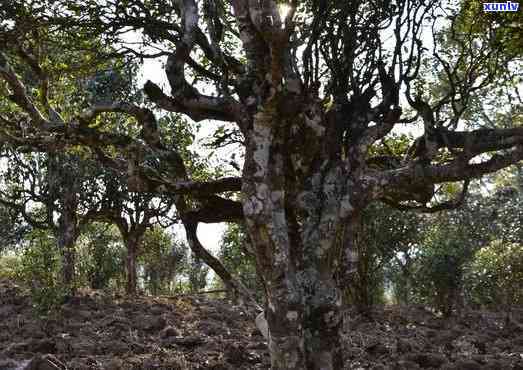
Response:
[104, 358, 123, 370]
[102, 340, 129, 355]
[23, 354, 66, 370]
[164, 335, 204, 347]
[396, 338, 413, 354]
[197, 320, 223, 336]
[36, 339, 57, 354]
[246, 342, 267, 350]
[442, 359, 481, 370]
[404, 353, 447, 368]
[139, 315, 166, 332]
[255, 312, 268, 341]
[159, 325, 180, 338]
[225, 343, 246, 364]
[76, 310, 92, 320]
[394, 360, 420, 369]
[366, 342, 389, 355]
[0, 358, 25, 369]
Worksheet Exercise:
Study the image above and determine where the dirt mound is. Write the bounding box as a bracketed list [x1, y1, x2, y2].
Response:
[0, 280, 269, 369]
[343, 306, 523, 369]
[1, 279, 522, 369]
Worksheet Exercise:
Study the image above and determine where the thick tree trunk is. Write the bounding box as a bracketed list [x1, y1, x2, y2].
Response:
[246, 217, 348, 369]
[264, 274, 344, 370]
[57, 187, 79, 297]
[48, 154, 80, 298]
[59, 229, 77, 295]
[124, 234, 141, 295]
[241, 104, 362, 369]
[402, 278, 411, 305]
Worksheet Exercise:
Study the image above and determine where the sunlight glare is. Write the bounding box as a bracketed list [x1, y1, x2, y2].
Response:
[278, 3, 292, 22]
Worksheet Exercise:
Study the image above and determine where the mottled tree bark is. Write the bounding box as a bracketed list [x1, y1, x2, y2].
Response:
[123, 232, 143, 295]
[245, 199, 351, 369]
[57, 218, 79, 297]
[242, 105, 359, 369]
[54, 160, 81, 297]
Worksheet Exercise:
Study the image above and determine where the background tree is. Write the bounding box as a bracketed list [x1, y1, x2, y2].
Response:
[216, 223, 263, 302]
[15, 229, 64, 314]
[0, 202, 28, 252]
[345, 202, 421, 313]
[385, 185, 521, 315]
[0, 150, 106, 296]
[410, 210, 484, 317]
[186, 255, 210, 293]
[466, 240, 523, 312]
[91, 167, 176, 295]
[76, 222, 126, 291]
[462, 183, 523, 312]
[139, 226, 188, 296]
[0, 12, 141, 296]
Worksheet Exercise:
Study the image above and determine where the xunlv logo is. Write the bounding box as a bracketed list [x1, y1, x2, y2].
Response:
[483, 1, 520, 11]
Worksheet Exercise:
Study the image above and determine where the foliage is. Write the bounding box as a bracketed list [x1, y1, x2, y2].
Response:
[345, 202, 421, 310]
[0, 204, 29, 252]
[411, 240, 468, 316]
[186, 255, 209, 293]
[0, 254, 20, 280]
[139, 226, 188, 295]
[408, 199, 492, 315]
[386, 253, 417, 305]
[465, 240, 523, 308]
[458, 0, 523, 57]
[216, 223, 262, 301]
[15, 230, 65, 314]
[76, 223, 126, 291]
[461, 187, 523, 309]
[487, 187, 523, 244]
[384, 185, 523, 314]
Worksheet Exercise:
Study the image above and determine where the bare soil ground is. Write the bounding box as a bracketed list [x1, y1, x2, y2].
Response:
[1, 279, 522, 369]
[343, 306, 523, 369]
